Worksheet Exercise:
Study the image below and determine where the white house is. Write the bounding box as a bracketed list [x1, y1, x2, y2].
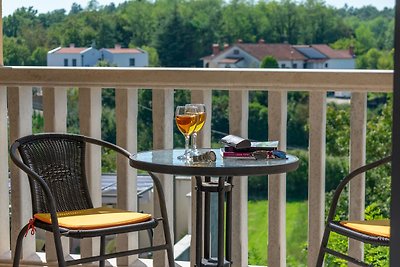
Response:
[47, 44, 101, 67]
[202, 40, 355, 70]
[101, 44, 148, 67]
[47, 44, 149, 67]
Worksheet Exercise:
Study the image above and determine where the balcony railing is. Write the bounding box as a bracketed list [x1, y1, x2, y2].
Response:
[0, 66, 393, 266]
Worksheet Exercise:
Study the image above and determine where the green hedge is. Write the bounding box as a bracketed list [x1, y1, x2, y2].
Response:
[248, 149, 348, 200]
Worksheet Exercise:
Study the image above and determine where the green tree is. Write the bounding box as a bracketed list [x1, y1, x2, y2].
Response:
[29, 47, 48, 66]
[140, 46, 160, 67]
[118, 0, 156, 47]
[156, 9, 200, 67]
[3, 37, 31, 66]
[260, 55, 279, 68]
[355, 24, 377, 54]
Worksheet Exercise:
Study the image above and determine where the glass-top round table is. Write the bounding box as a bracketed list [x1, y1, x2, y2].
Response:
[129, 148, 299, 267]
[129, 148, 299, 177]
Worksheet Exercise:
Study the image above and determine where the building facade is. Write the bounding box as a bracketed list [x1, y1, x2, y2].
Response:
[202, 40, 355, 70]
[47, 44, 101, 67]
[101, 44, 148, 67]
[48, 44, 149, 67]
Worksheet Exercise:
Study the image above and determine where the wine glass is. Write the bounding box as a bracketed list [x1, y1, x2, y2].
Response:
[175, 105, 199, 161]
[186, 104, 206, 156]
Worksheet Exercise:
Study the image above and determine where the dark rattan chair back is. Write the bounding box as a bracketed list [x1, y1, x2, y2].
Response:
[16, 134, 93, 214]
[9, 133, 174, 267]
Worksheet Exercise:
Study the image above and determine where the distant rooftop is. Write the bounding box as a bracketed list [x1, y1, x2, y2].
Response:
[102, 44, 143, 54]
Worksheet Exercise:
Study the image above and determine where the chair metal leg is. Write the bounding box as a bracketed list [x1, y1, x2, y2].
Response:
[52, 229, 66, 267]
[316, 227, 331, 267]
[147, 229, 154, 247]
[149, 172, 175, 266]
[13, 224, 29, 267]
[100, 236, 106, 267]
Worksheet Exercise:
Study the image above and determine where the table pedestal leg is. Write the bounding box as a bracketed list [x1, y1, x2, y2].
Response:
[195, 176, 233, 267]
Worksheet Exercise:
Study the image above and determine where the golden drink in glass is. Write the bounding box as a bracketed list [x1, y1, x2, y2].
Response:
[175, 105, 198, 160]
[185, 104, 206, 155]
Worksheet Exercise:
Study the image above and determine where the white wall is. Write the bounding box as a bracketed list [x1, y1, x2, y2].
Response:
[82, 49, 101, 66]
[326, 58, 356, 69]
[102, 50, 149, 67]
[47, 53, 82, 67]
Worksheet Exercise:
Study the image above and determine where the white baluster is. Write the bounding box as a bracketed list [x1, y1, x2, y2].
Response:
[229, 89, 249, 267]
[152, 88, 174, 266]
[268, 90, 287, 267]
[116, 88, 139, 266]
[308, 91, 326, 266]
[0, 86, 10, 260]
[79, 87, 102, 260]
[8, 86, 39, 263]
[349, 92, 367, 266]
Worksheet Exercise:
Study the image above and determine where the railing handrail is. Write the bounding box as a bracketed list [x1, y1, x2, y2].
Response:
[0, 66, 393, 92]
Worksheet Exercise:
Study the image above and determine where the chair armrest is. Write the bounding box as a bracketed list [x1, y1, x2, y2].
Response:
[82, 135, 131, 158]
[325, 155, 391, 223]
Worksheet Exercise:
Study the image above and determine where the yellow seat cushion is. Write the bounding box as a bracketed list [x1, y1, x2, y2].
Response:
[340, 219, 390, 238]
[34, 207, 152, 230]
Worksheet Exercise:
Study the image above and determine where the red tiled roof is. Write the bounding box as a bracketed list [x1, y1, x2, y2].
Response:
[55, 47, 88, 54]
[104, 48, 142, 54]
[236, 43, 307, 61]
[312, 44, 353, 59]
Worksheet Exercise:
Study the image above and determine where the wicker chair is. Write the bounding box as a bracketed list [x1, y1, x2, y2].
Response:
[316, 155, 391, 267]
[10, 133, 174, 267]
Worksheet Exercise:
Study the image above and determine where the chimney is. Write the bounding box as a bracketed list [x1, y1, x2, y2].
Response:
[349, 45, 355, 57]
[237, 39, 243, 43]
[115, 44, 122, 49]
[223, 43, 229, 50]
[69, 43, 75, 48]
[212, 44, 219, 55]
[258, 39, 265, 44]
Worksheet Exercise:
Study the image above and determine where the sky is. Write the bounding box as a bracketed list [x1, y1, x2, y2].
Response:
[1, 0, 396, 16]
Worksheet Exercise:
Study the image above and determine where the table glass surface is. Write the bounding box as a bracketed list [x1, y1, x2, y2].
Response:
[129, 148, 299, 177]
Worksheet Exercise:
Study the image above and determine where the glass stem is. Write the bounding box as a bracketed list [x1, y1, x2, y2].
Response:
[184, 135, 190, 156]
[192, 132, 198, 151]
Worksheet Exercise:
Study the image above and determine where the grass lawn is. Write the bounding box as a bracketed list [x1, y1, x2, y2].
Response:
[248, 200, 308, 266]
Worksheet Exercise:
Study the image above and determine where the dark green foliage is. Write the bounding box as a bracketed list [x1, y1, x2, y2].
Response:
[156, 9, 200, 67]
[248, 102, 268, 141]
[326, 103, 350, 157]
[211, 90, 229, 142]
[287, 97, 308, 148]
[101, 89, 116, 144]
[66, 88, 80, 134]
[248, 150, 349, 201]
[2, 0, 395, 68]
[260, 56, 279, 68]
[32, 110, 44, 133]
[137, 89, 153, 152]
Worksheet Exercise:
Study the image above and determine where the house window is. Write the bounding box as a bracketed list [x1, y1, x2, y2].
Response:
[72, 59, 77, 66]
[281, 64, 286, 68]
[129, 58, 135, 66]
[64, 59, 68, 66]
[292, 63, 297, 68]
[233, 49, 239, 55]
[325, 63, 329, 68]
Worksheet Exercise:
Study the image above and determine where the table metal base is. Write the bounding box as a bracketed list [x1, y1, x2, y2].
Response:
[195, 176, 233, 267]
[201, 258, 231, 267]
